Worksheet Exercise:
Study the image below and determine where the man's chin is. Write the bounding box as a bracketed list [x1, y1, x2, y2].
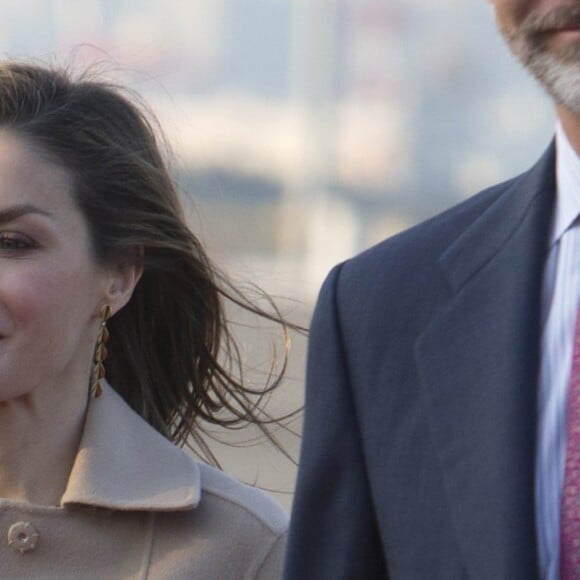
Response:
[504, 34, 580, 116]
[526, 53, 580, 116]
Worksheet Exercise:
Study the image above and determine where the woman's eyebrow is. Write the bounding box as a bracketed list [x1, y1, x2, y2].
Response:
[0, 204, 53, 224]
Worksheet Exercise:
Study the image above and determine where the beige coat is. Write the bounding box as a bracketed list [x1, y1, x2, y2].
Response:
[0, 383, 287, 579]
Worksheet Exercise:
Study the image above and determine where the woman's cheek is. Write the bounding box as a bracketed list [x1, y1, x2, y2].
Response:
[0, 267, 62, 326]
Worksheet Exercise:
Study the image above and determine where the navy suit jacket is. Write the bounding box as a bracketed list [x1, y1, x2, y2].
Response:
[285, 145, 556, 579]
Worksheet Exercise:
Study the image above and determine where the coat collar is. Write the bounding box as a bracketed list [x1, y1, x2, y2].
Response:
[415, 144, 556, 579]
[60, 382, 201, 511]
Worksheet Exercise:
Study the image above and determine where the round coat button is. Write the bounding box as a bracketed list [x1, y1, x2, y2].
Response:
[7, 522, 39, 553]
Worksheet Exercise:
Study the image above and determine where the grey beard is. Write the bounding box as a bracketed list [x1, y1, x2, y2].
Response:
[502, 25, 580, 115]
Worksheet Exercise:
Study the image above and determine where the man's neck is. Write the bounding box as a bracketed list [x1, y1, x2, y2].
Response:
[556, 104, 580, 156]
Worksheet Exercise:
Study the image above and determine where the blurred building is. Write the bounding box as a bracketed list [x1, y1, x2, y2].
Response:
[0, 0, 558, 508]
[0, 0, 555, 295]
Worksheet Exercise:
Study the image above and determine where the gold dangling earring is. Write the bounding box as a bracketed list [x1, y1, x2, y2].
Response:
[90, 304, 112, 399]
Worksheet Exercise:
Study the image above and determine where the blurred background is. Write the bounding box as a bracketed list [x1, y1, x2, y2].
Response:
[2, 0, 557, 509]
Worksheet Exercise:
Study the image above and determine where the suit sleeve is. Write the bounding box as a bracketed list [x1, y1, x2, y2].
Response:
[284, 265, 387, 579]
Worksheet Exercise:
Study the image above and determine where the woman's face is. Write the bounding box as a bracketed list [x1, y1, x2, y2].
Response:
[0, 131, 123, 400]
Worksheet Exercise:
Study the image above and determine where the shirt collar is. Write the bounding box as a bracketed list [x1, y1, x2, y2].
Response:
[554, 122, 580, 245]
[60, 381, 201, 511]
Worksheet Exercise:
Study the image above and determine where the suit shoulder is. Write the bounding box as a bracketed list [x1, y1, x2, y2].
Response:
[317, 176, 523, 321]
[350, 177, 515, 273]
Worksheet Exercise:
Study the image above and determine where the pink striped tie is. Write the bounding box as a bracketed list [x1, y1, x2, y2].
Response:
[561, 308, 580, 579]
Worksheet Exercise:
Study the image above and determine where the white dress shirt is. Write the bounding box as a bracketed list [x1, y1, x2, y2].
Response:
[536, 123, 580, 580]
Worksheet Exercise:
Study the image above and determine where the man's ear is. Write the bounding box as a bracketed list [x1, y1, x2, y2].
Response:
[103, 249, 144, 315]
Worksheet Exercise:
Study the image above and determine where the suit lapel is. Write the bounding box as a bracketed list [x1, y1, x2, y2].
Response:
[415, 145, 556, 580]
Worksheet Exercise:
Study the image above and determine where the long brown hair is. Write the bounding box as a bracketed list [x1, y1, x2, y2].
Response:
[0, 61, 298, 462]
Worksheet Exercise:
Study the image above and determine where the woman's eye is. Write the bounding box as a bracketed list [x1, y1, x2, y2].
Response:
[0, 234, 36, 250]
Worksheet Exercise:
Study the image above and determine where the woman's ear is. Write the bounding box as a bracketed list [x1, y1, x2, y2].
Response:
[103, 248, 144, 314]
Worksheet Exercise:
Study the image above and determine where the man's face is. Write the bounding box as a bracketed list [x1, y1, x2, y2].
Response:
[491, 0, 580, 114]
